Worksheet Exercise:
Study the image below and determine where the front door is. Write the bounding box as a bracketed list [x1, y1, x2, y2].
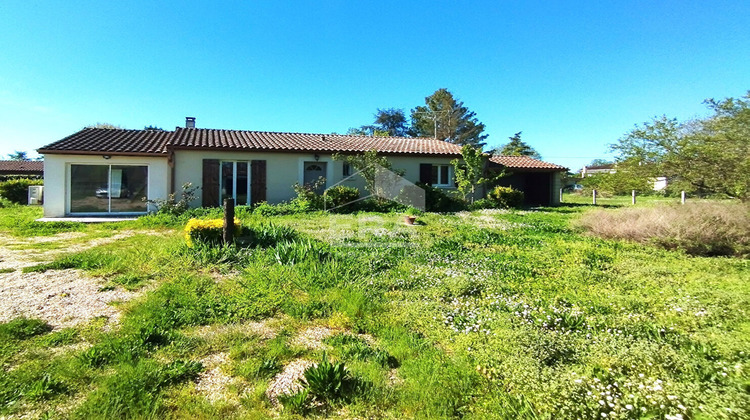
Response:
[303, 162, 326, 193]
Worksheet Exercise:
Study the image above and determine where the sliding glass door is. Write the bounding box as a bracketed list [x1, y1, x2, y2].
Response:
[220, 161, 250, 205]
[70, 164, 148, 214]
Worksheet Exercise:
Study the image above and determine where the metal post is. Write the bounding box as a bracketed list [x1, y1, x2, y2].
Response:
[681, 191, 686, 205]
[592, 189, 597, 205]
[632, 190, 636, 205]
[223, 198, 235, 244]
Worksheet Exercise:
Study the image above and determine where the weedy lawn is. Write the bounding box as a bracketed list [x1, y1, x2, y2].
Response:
[0, 203, 747, 419]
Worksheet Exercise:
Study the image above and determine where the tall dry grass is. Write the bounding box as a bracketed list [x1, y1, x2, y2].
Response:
[576, 201, 750, 257]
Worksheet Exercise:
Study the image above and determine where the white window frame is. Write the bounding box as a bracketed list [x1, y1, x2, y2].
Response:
[433, 164, 453, 187]
[220, 160, 251, 206]
[67, 163, 150, 215]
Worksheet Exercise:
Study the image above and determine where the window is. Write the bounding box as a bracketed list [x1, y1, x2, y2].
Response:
[431, 164, 452, 187]
[343, 163, 352, 177]
[220, 161, 250, 205]
[70, 164, 148, 214]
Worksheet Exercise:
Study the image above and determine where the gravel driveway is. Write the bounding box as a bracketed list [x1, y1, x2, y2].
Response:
[0, 231, 142, 329]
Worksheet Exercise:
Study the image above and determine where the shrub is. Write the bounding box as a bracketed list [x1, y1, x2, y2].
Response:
[417, 183, 467, 212]
[0, 178, 43, 204]
[469, 198, 498, 210]
[183, 218, 242, 247]
[324, 185, 360, 210]
[576, 201, 750, 257]
[292, 177, 326, 210]
[489, 186, 524, 208]
[144, 182, 197, 216]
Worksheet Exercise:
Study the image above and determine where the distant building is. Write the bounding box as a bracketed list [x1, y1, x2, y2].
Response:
[580, 164, 616, 177]
[0, 160, 44, 179]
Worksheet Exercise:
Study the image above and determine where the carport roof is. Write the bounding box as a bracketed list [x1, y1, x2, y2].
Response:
[489, 155, 567, 171]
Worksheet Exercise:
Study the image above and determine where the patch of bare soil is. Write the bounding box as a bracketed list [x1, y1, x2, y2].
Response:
[194, 352, 243, 404]
[0, 230, 155, 270]
[0, 269, 136, 329]
[266, 359, 315, 405]
[291, 326, 336, 350]
[190, 319, 279, 341]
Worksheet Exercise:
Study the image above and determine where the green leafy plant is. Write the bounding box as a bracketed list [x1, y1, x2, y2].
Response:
[302, 352, 351, 401]
[489, 186, 524, 208]
[324, 185, 360, 210]
[278, 388, 310, 414]
[144, 182, 198, 215]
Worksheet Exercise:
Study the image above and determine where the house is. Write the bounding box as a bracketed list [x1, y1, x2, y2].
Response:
[580, 163, 669, 191]
[37, 118, 568, 217]
[580, 163, 616, 177]
[488, 156, 567, 205]
[0, 160, 44, 179]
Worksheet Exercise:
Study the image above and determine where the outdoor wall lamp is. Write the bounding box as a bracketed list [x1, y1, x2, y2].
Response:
[102, 155, 111, 160]
[314, 154, 320, 161]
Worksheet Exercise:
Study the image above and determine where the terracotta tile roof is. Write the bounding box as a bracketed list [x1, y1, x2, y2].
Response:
[489, 155, 567, 171]
[0, 160, 43, 173]
[38, 128, 171, 155]
[169, 128, 463, 156]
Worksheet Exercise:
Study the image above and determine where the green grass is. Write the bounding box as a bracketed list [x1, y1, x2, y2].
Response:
[0, 204, 748, 418]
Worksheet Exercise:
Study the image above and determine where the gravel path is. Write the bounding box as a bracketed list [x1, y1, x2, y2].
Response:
[0, 231, 149, 329]
[0, 269, 136, 329]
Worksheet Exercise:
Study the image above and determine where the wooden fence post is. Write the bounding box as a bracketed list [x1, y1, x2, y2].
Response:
[681, 191, 686, 205]
[223, 198, 235, 244]
[592, 189, 597, 205]
[632, 190, 636, 205]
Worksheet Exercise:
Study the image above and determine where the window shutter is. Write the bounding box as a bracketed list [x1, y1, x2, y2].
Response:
[419, 164, 432, 185]
[202, 159, 219, 207]
[251, 160, 267, 205]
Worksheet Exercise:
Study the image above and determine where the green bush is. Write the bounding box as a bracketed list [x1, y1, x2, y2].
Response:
[324, 185, 360, 210]
[253, 200, 311, 216]
[469, 198, 498, 210]
[0, 178, 43, 204]
[417, 183, 467, 212]
[489, 186, 524, 208]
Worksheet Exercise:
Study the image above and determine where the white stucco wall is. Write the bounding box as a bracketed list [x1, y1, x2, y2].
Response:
[42, 154, 170, 217]
[172, 150, 458, 206]
[551, 171, 563, 205]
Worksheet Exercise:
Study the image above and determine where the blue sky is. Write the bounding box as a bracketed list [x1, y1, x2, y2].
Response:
[1, 1, 748, 170]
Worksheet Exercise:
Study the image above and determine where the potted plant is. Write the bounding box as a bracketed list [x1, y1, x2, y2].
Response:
[403, 207, 421, 225]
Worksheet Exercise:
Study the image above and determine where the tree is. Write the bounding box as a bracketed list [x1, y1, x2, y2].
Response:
[587, 159, 613, 167]
[7, 151, 29, 161]
[144, 125, 164, 131]
[611, 92, 750, 201]
[345, 126, 389, 137]
[410, 88, 487, 148]
[451, 145, 493, 202]
[493, 132, 541, 159]
[332, 150, 404, 201]
[374, 108, 409, 137]
[86, 122, 122, 129]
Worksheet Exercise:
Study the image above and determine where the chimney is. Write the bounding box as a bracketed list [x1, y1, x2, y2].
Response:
[185, 117, 196, 129]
